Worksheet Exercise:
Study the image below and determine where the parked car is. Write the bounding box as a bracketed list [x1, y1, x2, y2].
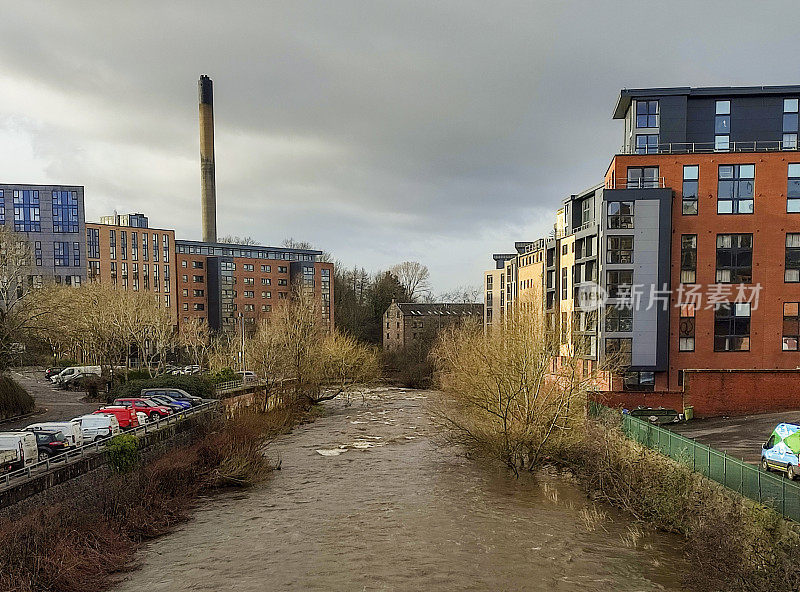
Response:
[74, 414, 120, 442]
[112, 398, 172, 421]
[93, 406, 139, 429]
[44, 367, 65, 381]
[135, 411, 149, 426]
[25, 421, 84, 447]
[140, 388, 203, 406]
[51, 366, 101, 384]
[184, 365, 200, 375]
[61, 371, 103, 390]
[0, 432, 38, 470]
[146, 394, 191, 412]
[761, 423, 800, 479]
[32, 430, 69, 461]
[236, 370, 258, 383]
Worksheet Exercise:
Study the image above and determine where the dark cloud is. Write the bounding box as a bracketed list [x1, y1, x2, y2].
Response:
[0, 1, 798, 291]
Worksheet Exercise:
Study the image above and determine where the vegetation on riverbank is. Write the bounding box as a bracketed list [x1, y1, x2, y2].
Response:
[0, 374, 35, 420]
[431, 313, 800, 592]
[0, 405, 303, 592]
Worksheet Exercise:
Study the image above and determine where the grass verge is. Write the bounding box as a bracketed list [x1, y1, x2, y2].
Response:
[0, 405, 303, 592]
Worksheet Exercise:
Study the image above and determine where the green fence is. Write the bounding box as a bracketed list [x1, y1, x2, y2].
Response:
[593, 404, 800, 522]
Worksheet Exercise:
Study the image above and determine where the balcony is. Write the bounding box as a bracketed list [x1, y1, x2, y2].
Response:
[605, 177, 667, 189]
[621, 140, 794, 155]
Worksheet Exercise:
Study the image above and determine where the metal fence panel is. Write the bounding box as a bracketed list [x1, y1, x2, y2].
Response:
[597, 405, 800, 523]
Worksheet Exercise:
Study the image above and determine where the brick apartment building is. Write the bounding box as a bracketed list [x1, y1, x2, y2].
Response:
[175, 240, 333, 333]
[485, 85, 800, 416]
[86, 213, 178, 320]
[383, 301, 483, 350]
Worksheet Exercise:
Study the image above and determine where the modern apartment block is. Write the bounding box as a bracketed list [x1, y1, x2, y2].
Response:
[383, 302, 483, 350]
[0, 183, 87, 287]
[485, 85, 800, 416]
[85, 214, 178, 320]
[175, 240, 333, 333]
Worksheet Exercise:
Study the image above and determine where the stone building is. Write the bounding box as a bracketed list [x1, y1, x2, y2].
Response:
[382, 301, 483, 350]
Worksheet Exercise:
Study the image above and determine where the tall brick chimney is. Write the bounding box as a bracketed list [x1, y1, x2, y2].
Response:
[198, 74, 217, 243]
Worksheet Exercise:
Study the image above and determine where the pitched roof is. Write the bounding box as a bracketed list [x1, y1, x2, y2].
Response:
[395, 303, 483, 317]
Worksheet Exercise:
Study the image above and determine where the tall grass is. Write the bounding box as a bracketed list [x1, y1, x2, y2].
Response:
[0, 405, 301, 592]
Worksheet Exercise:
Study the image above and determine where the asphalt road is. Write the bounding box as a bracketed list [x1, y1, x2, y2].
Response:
[669, 409, 800, 464]
[1, 367, 99, 431]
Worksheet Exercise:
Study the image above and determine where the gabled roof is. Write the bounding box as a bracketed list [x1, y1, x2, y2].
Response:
[395, 303, 483, 317]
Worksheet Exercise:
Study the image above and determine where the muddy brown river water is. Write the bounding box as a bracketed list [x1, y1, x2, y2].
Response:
[115, 388, 687, 591]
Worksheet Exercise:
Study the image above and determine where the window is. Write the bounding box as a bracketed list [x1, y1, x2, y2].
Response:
[263, 291, 272, 299]
[605, 305, 632, 332]
[193, 275, 204, 283]
[162, 234, 169, 262]
[605, 338, 632, 366]
[788, 164, 800, 212]
[244, 304, 255, 312]
[261, 265, 271, 272]
[142, 233, 148, 260]
[193, 289, 204, 297]
[34, 241, 42, 266]
[580, 198, 593, 225]
[182, 303, 189, 311]
[0, 190, 4, 224]
[73, 242, 80, 267]
[244, 290, 254, 298]
[109, 230, 116, 259]
[623, 371, 655, 392]
[679, 304, 695, 352]
[682, 165, 699, 215]
[88, 261, 100, 280]
[262, 305, 272, 312]
[13, 190, 40, 232]
[192, 260, 204, 269]
[181, 260, 187, 268]
[786, 234, 800, 282]
[120, 231, 127, 260]
[636, 100, 658, 128]
[262, 278, 271, 285]
[717, 164, 754, 214]
[53, 242, 69, 267]
[182, 274, 188, 282]
[635, 134, 659, 154]
[182, 289, 188, 296]
[561, 268, 568, 300]
[784, 99, 799, 150]
[627, 166, 659, 189]
[561, 244, 568, 255]
[607, 236, 633, 264]
[243, 277, 254, 285]
[607, 201, 633, 229]
[714, 302, 750, 351]
[716, 234, 752, 283]
[278, 266, 288, 273]
[87, 228, 99, 259]
[193, 303, 205, 311]
[52, 191, 79, 232]
[680, 235, 697, 284]
[243, 264, 254, 271]
[278, 278, 288, 286]
[606, 270, 633, 298]
[783, 302, 800, 351]
[715, 100, 730, 150]
[152, 234, 159, 262]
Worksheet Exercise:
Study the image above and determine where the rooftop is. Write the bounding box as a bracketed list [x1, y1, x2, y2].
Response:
[395, 303, 483, 317]
[613, 85, 800, 118]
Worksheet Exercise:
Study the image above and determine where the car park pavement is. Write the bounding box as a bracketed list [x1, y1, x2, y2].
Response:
[1, 368, 98, 431]
[668, 409, 800, 464]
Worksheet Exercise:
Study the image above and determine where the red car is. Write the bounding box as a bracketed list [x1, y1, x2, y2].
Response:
[94, 406, 139, 429]
[112, 398, 172, 422]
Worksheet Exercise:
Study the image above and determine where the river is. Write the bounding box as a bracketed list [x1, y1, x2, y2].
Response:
[115, 387, 686, 591]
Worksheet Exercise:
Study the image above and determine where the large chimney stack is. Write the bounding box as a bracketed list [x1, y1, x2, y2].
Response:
[198, 74, 217, 243]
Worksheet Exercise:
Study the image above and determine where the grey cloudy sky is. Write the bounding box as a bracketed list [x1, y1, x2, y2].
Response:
[0, 1, 796, 293]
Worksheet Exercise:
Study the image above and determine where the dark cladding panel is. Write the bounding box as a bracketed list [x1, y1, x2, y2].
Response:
[656, 95, 687, 145]
[207, 256, 222, 331]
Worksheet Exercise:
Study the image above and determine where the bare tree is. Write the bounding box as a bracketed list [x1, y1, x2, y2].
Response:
[0, 227, 52, 369]
[390, 261, 431, 302]
[430, 306, 604, 473]
[439, 284, 482, 304]
[178, 317, 211, 369]
[219, 235, 258, 245]
[282, 238, 333, 262]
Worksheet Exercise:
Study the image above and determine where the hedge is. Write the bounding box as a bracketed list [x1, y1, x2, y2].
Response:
[108, 375, 217, 402]
[0, 375, 35, 420]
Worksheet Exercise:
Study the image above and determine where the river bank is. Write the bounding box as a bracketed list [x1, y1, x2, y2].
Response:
[115, 387, 686, 592]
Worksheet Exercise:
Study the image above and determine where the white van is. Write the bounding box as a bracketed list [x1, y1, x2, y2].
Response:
[51, 366, 101, 384]
[0, 432, 39, 469]
[74, 414, 120, 442]
[25, 421, 84, 447]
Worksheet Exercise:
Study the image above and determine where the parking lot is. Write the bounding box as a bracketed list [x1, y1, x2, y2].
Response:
[669, 409, 800, 464]
[1, 368, 98, 431]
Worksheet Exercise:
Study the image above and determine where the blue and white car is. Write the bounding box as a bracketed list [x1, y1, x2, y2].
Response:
[761, 423, 800, 480]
